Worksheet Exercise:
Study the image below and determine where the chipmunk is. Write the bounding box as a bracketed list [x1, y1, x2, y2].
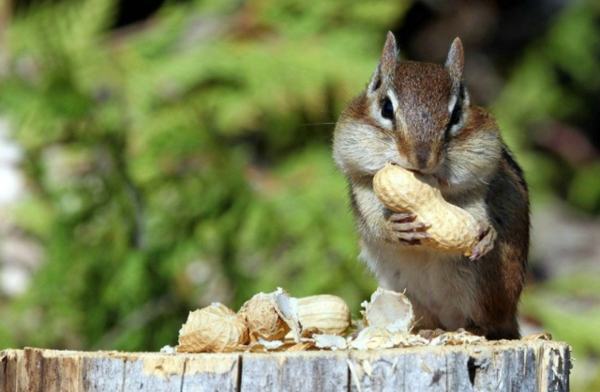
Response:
[333, 32, 529, 340]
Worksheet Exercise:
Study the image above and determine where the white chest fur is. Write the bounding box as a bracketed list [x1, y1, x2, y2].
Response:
[360, 236, 480, 330]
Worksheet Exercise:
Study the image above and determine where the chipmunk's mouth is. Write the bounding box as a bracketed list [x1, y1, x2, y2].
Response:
[387, 161, 450, 188]
[434, 174, 449, 188]
[387, 161, 419, 173]
[432, 166, 454, 190]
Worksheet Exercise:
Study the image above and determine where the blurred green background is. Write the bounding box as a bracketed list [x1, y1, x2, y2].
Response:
[0, 0, 599, 389]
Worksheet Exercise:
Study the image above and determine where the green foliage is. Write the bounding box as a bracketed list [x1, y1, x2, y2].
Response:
[492, 0, 600, 211]
[522, 276, 600, 392]
[0, 0, 411, 350]
[523, 275, 600, 355]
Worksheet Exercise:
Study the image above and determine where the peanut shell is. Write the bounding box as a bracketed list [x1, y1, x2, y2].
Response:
[176, 303, 248, 353]
[373, 163, 479, 255]
[238, 289, 296, 342]
[362, 287, 414, 332]
[296, 294, 350, 335]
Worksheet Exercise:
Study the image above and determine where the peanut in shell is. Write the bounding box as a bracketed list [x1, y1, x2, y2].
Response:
[296, 294, 350, 335]
[373, 163, 479, 255]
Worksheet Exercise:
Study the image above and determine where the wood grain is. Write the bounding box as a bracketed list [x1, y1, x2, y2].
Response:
[0, 340, 570, 391]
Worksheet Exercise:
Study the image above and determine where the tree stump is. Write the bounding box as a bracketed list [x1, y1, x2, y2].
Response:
[1, 340, 570, 391]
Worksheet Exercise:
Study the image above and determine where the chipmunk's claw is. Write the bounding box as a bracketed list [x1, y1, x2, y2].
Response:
[388, 212, 431, 245]
[469, 222, 497, 260]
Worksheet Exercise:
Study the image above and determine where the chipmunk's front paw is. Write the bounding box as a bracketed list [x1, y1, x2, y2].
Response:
[469, 221, 497, 260]
[388, 212, 431, 246]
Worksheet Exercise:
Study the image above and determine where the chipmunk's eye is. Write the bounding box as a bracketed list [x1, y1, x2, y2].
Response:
[380, 97, 394, 120]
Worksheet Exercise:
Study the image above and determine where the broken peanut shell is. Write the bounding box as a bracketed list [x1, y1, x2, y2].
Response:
[177, 303, 249, 353]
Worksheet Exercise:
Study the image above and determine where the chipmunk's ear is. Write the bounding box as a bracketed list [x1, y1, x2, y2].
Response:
[445, 38, 464, 85]
[380, 31, 399, 76]
[368, 32, 399, 93]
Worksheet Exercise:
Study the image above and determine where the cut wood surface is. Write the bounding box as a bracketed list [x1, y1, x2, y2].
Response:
[1, 340, 570, 392]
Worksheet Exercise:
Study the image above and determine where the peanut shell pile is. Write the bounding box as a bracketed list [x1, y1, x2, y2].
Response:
[176, 288, 485, 353]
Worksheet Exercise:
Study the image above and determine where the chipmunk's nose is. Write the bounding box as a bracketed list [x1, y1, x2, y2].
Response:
[417, 149, 429, 171]
[411, 144, 439, 174]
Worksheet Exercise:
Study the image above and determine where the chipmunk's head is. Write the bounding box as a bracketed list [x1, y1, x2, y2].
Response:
[334, 32, 500, 191]
[363, 32, 469, 174]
